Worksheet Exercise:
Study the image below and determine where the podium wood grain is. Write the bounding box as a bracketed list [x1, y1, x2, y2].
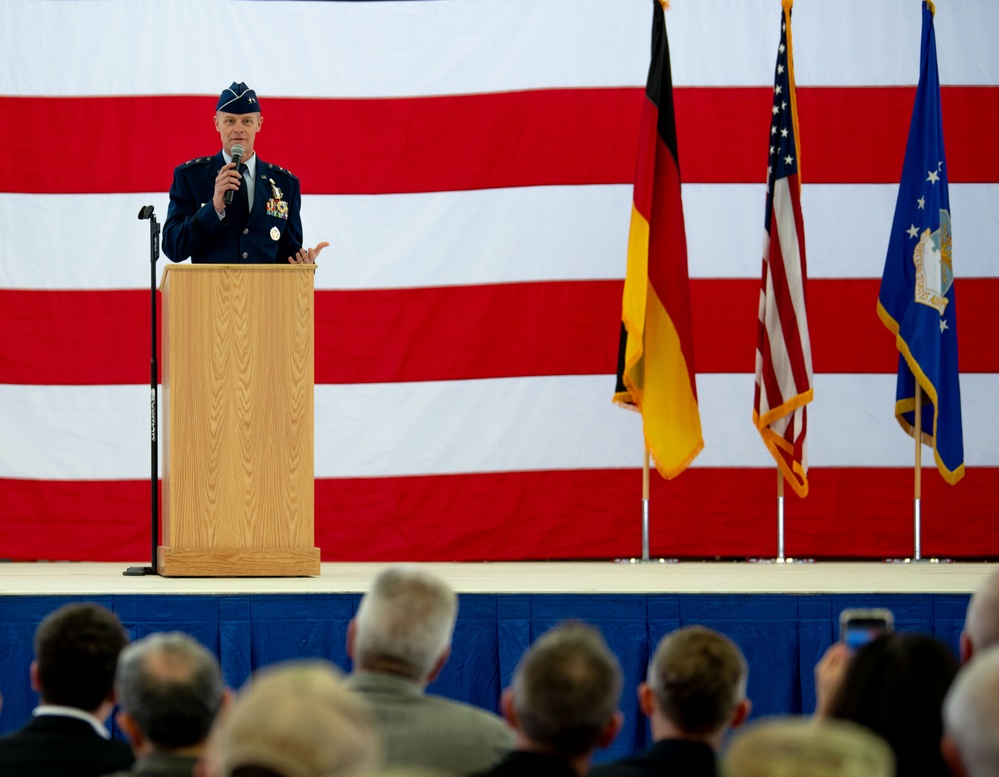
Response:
[159, 264, 319, 576]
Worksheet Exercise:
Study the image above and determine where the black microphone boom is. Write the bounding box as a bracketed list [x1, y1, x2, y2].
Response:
[222, 143, 245, 207]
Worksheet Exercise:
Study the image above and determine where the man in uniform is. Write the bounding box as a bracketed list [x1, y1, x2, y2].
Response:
[163, 81, 327, 265]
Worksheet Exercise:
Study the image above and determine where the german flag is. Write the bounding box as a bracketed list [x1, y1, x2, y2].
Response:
[614, 0, 703, 479]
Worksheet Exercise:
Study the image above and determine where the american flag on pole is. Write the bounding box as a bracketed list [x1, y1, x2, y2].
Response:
[753, 0, 814, 498]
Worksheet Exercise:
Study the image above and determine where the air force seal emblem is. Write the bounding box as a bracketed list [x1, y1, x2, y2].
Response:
[913, 209, 953, 315]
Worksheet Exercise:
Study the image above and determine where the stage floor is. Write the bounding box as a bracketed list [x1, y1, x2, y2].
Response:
[0, 560, 994, 595]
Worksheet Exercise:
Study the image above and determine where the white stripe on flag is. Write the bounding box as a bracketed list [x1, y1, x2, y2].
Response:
[3, 184, 998, 291]
[3, 0, 997, 94]
[3, 374, 998, 481]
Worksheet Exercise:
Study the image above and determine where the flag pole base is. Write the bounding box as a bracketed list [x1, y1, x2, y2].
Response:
[748, 557, 815, 564]
[642, 497, 650, 562]
[882, 557, 949, 564]
[614, 557, 679, 564]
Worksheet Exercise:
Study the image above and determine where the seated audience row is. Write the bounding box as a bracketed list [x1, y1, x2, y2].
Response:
[1, 566, 999, 777]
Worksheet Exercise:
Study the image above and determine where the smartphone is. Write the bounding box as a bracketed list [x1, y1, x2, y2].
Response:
[839, 608, 893, 651]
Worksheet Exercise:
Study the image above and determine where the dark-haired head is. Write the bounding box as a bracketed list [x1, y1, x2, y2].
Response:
[33, 602, 129, 712]
[827, 632, 958, 777]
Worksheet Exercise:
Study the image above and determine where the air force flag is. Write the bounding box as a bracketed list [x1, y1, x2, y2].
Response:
[877, 1, 964, 484]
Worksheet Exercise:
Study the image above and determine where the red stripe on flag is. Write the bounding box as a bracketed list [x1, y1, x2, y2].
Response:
[0, 91, 642, 195]
[1, 87, 996, 193]
[630, 97, 658, 222]
[797, 85, 999, 184]
[2, 278, 997, 385]
[2, 467, 998, 561]
[315, 282, 621, 383]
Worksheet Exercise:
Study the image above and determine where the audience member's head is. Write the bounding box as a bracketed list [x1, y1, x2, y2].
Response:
[349, 565, 458, 684]
[641, 625, 750, 748]
[115, 632, 225, 756]
[724, 716, 894, 777]
[204, 660, 380, 777]
[962, 568, 999, 662]
[942, 644, 999, 777]
[825, 632, 958, 777]
[504, 622, 623, 767]
[31, 601, 129, 714]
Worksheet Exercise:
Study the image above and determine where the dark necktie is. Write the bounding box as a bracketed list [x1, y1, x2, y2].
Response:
[238, 163, 250, 214]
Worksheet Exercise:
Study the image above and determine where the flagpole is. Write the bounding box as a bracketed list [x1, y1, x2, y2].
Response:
[777, 470, 785, 562]
[913, 383, 923, 561]
[642, 445, 651, 561]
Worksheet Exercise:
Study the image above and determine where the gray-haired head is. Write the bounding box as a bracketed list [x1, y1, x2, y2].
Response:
[511, 622, 623, 758]
[115, 631, 224, 750]
[647, 625, 748, 737]
[352, 566, 458, 682]
[963, 569, 999, 660]
[943, 645, 999, 777]
[725, 717, 894, 777]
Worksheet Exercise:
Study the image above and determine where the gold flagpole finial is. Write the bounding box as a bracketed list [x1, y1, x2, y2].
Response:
[658, 0, 670, 11]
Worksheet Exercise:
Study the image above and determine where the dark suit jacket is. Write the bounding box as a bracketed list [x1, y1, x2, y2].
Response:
[163, 151, 304, 264]
[589, 739, 718, 777]
[0, 714, 135, 777]
[102, 752, 199, 777]
[476, 750, 580, 777]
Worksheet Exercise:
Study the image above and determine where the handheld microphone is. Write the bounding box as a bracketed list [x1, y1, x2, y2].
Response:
[222, 144, 245, 207]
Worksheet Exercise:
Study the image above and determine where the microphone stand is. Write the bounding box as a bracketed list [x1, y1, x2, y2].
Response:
[125, 205, 161, 576]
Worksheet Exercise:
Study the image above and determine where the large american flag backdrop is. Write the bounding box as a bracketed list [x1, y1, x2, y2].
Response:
[1, 0, 997, 562]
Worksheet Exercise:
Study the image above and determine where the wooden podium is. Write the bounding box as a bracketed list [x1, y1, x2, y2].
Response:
[158, 264, 320, 576]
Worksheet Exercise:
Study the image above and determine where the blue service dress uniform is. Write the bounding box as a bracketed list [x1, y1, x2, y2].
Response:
[162, 151, 303, 264]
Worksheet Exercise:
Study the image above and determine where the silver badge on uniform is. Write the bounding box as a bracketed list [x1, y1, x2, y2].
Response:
[270, 226, 280, 241]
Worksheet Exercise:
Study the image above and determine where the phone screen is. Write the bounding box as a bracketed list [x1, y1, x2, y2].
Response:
[842, 617, 890, 650]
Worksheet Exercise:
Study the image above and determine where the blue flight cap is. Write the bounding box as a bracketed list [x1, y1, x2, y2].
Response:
[216, 82, 260, 113]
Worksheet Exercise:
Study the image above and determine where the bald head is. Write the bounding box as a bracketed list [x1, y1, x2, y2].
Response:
[725, 717, 894, 777]
[943, 645, 999, 777]
[115, 632, 224, 750]
[963, 569, 999, 662]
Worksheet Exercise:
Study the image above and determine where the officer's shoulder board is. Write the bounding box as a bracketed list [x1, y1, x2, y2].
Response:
[182, 156, 214, 168]
[265, 163, 299, 182]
